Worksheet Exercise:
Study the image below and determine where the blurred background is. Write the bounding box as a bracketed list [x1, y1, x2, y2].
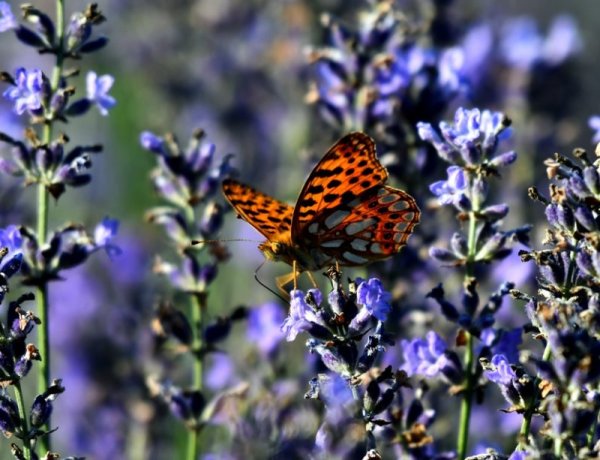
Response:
[1, 0, 600, 458]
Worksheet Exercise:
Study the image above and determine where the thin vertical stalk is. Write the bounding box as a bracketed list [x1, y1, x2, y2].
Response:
[14, 381, 31, 460]
[457, 331, 473, 460]
[36, 0, 65, 454]
[186, 292, 203, 460]
[457, 181, 479, 460]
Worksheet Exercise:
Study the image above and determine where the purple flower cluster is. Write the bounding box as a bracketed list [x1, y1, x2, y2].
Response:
[420, 108, 529, 267]
[511, 147, 600, 456]
[282, 270, 450, 458]
[141, 129, 232, 292]
[307, 1, 465, 181]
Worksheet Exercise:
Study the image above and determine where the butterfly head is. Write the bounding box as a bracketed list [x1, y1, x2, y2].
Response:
[258, 241, 296, 266]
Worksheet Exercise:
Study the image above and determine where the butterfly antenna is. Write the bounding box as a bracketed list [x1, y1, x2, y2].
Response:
[191, 238, 262, 245]
[254, 261, 288, 303]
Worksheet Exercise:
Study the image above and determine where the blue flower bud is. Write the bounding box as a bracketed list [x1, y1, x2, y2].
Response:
[430, 247, 461, 264]
[480, 204, 509, 221]
[575, 206, 596, 231]
[64, 98, 91, 117]
[79, 36, 109, 53]
[556, 204, 575, 230]
[584, 166, 600, 195]
[450, 232, 468, 257]
[489, 150, 517, 168]
[15, 25, 46, 48]
[30, 395, 52, 428]
[140, 131, 166, 155]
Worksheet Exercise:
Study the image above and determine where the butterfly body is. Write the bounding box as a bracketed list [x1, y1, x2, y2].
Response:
[222, 132, 420, 277]
[258, 240, 335, 272]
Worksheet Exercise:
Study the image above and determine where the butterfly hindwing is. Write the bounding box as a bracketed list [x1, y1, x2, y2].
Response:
[291, 132, 388, 240]
[296, 185, 420, 265]
[222, 178, 293, 243]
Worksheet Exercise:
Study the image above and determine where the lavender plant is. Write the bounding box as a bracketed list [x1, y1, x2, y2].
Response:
[414, 107, 530, 459]
[140, 128, 235, 460]
[507, 143, 600, 457]
[0, 1, 116, 456]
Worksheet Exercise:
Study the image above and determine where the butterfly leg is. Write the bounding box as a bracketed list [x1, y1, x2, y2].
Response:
[293, 260, 298, 290]
[276, 272, 295, 299]
[306, 270, 318, 288]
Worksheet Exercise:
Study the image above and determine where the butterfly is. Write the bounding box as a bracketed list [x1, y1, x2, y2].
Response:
[222, 132, 420, 289]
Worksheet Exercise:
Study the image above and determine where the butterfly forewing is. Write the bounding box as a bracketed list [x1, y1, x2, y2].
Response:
[222, 178, 293, 243]
[291, 132, 388, 240]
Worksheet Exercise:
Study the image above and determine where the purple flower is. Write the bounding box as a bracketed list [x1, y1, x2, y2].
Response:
[0, 2, 16, 32]
[500, 17, 543, 70]
[94, 217, 120, 257]
[86, 71, 116, 116]
[541, 15, 581, 65]
[589, 116, 600, 143]
[0, 225, 22, 255]
[500, 15, 580, 70]
[401, 331, 448, 377]
[206, 354, 236, 391]
[461, 23, 493, 80]
[0, 225, 22, 278]
[281, 290, 313, 342]
[355, 278, 391, 322]
[445, 107, 482, 146]
[320, 373, 354, 408]
[246, 301, 285, 356]
[430, 166, 467, 205]
[484, 354, 516, 385]
[481, 328, 522, 364]
[2, 68, 44, 115]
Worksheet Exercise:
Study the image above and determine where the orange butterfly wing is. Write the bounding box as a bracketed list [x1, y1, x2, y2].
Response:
[222, 178, 293, 244]
[291, 132, 420, 266]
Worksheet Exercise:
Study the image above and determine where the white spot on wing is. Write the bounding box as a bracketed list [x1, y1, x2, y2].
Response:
[403, 211, 415, 221]
[390, 200, 409, 211]
[308, 223, 319, 234]
[343, 251, 368, 264]
[370, 243, 384, 254]
[350, 239, 369, 251]
[325, 210, 350, 229]
[394, 222, 408, 232]
[345, 218, 377, 235]
[321, 240, 344, 248]
[378, 191, 398, 204]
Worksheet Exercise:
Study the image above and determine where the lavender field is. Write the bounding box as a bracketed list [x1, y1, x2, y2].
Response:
[0, 1, 600, 459]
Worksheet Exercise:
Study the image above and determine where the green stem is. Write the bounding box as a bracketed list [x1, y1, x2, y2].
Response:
[36, 0, 65, 454]
[587, 410, 599, 450]
[191, 294, 204, 391]
[457, 331, 474, 460]
[186, 293, 204, 460]
[14, 381, 31, 460]
[456, 180, 480, 460]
